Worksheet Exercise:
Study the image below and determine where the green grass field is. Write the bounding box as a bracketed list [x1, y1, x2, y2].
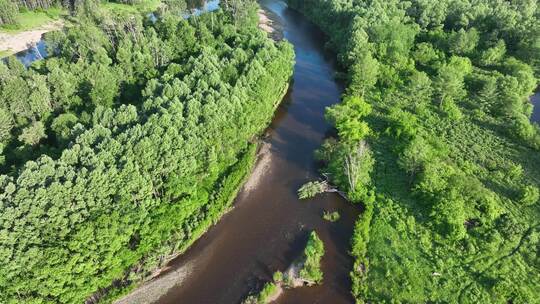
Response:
[0, 50, 13, 58]
[100, 0, 162, 14]
[0, 7, 66, 33]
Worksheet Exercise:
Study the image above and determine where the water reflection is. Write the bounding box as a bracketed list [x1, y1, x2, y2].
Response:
[14, 39, 48, 67]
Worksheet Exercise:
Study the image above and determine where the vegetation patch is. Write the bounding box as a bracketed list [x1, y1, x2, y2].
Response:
[322, 210, 340, 222]
[0, 49, 12, 57]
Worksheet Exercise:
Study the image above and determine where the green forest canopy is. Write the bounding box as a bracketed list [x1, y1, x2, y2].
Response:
[0, 1, 294, 303]
[289, 0, 540, 302]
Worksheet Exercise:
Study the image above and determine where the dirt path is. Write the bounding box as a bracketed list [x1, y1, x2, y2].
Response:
[0, 20, 63, 54]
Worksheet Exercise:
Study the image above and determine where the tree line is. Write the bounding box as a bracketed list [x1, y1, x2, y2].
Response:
[0, 1, 294, 303]
[289, 0, 539, 302]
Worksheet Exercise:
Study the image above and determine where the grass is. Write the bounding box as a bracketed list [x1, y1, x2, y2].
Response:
[299, 231, 325, 284]
[100, 0, 162, 14]
[0, 7, 66, 33]
[0, 49, 14, 58]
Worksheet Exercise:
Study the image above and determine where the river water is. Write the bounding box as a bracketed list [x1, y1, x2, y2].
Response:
[153, 1, 359, 303]
[532, 93, 540, 123]
[14, 39, 48, 67]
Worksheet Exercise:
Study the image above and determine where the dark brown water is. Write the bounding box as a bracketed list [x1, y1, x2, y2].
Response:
[156, 1, 359, 303]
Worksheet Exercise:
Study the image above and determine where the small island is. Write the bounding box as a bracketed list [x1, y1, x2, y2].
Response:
[243, 231, 325, 304]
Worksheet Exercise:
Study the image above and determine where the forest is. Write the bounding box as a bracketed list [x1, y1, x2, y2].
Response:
[0, 0, 294, 302]
[288, 0, 540, 302]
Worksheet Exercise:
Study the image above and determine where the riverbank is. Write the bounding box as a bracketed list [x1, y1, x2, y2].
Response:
[112, 145, 269, 304]
[101, 136, 276, 303]
[258, 7, 284, 40]
[258, 9, 276, 34]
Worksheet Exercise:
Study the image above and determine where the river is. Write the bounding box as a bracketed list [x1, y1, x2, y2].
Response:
[532, 93, 540, 123]
[149, 1, 360, 303]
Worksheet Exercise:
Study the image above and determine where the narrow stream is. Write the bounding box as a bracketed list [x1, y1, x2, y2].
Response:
[154, 1, 359, 303]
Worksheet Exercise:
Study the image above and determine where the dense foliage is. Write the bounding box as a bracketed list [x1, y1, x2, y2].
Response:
[0, 1, 294, 303]
[289, 0, 540, 302]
